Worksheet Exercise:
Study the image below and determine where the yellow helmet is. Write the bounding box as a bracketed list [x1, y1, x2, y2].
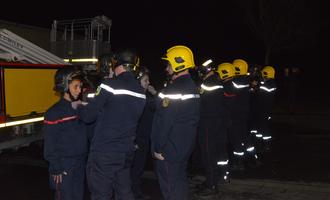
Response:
[233, 59, 248, 75]
[162, 45, 195, 73]
[261, 66, 275, 79]
[217, 62, 235, 80]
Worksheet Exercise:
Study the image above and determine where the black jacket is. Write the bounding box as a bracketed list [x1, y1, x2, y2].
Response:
[200, 73, 228, 118]
[78, 72, 146, 153]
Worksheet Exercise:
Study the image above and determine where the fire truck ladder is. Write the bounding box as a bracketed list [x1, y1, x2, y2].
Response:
[0, 29, 68, 64]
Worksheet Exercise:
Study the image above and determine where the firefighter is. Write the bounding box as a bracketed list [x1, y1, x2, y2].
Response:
[194, 62, 230, 197]
[151, 45, 200, 200]
[81, 53, 115, 143]
[217, 62, 246, 170]
[43, 67, 88, 200]
[131, 67, 157, 200]
[74, 48, 146, 200]
[232, 59, 259, 165]
[254, 66, 277, 152]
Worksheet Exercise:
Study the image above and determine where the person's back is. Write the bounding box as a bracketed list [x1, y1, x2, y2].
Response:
[153, 73, 200, 162]
[76, 48, 146, 200]
[151, 45, 200, 200]
[200, 73, 228, 118]
[255, 66, 277, 150]
[86, 72, 146, 152]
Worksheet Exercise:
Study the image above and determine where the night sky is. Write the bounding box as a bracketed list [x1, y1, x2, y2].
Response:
[1, 0, 330, 82]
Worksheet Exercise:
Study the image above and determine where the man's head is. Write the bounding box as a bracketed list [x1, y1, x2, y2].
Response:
[233, 59, 248, 75]
[162, 45, 195, 79]
[217, 63, 235, 80]
[111, 48, 140, 76]
[136, 67, 150, 91]
[261, 66, 275, 79]
[54, 67, 82, 101]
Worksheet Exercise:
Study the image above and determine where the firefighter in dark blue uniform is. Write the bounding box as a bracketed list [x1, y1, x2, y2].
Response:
[75, 49, 146, 200]
[131, 67, 157, 200]
[194, 62, 230, 197]
[217, 63, 246, 170]
[254, 66, 277, 152]
[82, 53, 115, 143]
[44, 67, 88, 200]
[151, 45, 200, 200]
[232, 59, 259, 164]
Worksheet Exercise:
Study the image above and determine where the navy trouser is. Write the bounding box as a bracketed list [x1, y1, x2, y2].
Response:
[87, 151, 134, 200]
[49, 158, 86, 200]
[156, 160, 188, 200]
[229, 114, 247, 153]
[131, 139, 150, 196]
[198, 117, 229, 187]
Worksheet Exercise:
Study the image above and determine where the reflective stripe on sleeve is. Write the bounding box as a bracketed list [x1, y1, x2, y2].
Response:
[44, 116, 78, 125]
[260, 86, 276, 92]
[232, 81, 249, 89]
[158, 92, 200, 100]
[201, 84, 223, 91]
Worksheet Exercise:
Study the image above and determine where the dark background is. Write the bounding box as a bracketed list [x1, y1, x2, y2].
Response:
[2, 0, 330, 103]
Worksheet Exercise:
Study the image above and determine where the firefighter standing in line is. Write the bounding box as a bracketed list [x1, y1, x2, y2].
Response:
[44, 67, 88, 200]
[217, 63, 246, 170]
[74, 48, 146, 200]
[254, 66, 277, 152]
[151, 45, 200, 200]
[232, 59, 259, 164]
[131, 67, 157, 200]
[195, 62, 230, 197]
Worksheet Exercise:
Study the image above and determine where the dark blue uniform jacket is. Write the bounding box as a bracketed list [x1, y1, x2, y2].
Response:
[135, 93, 156, 147]
[231, 75, 251, 114]
[200, 74, 228, 118]
[257, 79, 277, 114]
[77, 72, 146, 153]
[44, 98, 88, 174]
[151, 74, 200, 162]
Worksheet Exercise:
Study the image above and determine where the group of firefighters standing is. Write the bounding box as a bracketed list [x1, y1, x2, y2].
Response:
[43, 45, 276, 200]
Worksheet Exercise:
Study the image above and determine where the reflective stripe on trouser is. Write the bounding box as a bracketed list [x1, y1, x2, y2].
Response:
[229, 116, 246, 156]
[198, 117, 229, 187]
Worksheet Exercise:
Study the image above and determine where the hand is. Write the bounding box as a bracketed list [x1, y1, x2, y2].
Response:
[251, 80, 258, 86]
[52, 171, 67, 184]
[153, 152, 165, 160]
[147, 85, 157, 95]
[71, 100, 82, 109]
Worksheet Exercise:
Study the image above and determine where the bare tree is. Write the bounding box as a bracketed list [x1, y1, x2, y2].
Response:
[234, 0, 321, 65]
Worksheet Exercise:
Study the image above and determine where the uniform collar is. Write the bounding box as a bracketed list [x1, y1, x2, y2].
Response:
[172, 73, 191, 83]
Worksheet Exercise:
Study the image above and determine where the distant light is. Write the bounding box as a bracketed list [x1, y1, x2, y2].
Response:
[0, 117, 44, 128]
[64, 58, 98, 62]
[202, 59, 213, 66]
